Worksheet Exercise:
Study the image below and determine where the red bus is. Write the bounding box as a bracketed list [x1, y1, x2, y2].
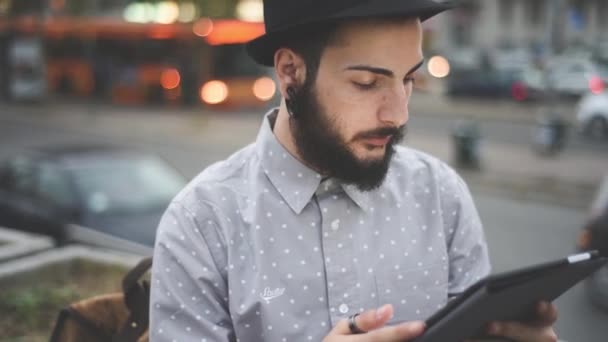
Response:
[0, 16, 278, 109]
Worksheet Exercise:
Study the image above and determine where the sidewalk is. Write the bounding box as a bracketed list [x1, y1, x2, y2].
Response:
[0, 97, 603, 208]
[407, 132, 604, 209]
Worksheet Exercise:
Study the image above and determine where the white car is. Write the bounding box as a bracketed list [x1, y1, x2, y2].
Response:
[576, 91, 608, 140]
[547, 58, 607, 97]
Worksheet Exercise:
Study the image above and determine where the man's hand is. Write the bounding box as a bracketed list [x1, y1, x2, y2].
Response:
[323, 304, 426, 342]
[484, 301, 559, 342]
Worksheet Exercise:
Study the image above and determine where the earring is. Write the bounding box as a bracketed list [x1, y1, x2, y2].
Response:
[285, 86, 297, 118]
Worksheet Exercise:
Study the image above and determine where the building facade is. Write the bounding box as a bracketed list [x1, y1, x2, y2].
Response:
[428, 0, 607, 54]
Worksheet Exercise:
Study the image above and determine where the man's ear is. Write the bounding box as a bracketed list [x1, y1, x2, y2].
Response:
[274, 48, 307, 98]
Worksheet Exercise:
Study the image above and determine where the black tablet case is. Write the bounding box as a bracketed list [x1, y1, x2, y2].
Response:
[412, 253, 607, 342]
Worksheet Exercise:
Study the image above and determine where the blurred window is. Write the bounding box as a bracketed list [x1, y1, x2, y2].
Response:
[570, 0, 587, 13]
[527, 0, 544, 26]
[568, 63, 585, 74]
[10, 1, 44, 15]
[499, 0, 513, 27]
[212, 44, 267, 78]
[69, 156, 185, 215]
[3, 157, 36, 196]
[0, 163, 10, 191]
[45, 38, 87, 59]
[36, 163, 77, 210]
[598, 1, 607, 34]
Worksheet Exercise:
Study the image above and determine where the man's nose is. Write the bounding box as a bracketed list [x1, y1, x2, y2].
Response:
[378, 85, 411, 126]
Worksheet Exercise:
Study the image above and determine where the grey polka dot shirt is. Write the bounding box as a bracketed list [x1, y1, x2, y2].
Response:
[150, 110, 491, 341]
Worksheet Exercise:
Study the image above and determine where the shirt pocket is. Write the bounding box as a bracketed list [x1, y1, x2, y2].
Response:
[376, 261, 449, 324]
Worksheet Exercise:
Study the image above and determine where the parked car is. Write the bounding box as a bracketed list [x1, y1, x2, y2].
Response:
[0, 145, 187, 254]
[546, 58, 608, 97]
[577, 175, 608, 311]
[576, 91, 608, 140]
[446, 66, 545, 102]
[446, 67, 514, 99]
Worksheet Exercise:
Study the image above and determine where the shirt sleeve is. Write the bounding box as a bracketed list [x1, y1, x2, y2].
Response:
[149, 201, 235, 341]
[438, 164, 492, 296]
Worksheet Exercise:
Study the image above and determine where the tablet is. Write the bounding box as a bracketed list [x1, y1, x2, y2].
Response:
[412, 251, 607, 342]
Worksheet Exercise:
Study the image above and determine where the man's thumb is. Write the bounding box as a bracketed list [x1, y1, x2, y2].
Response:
[326, 304, 395, 336]
[354, 304, 394, 332]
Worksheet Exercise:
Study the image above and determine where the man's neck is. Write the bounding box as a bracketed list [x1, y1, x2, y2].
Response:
[273, 104, 300, 158]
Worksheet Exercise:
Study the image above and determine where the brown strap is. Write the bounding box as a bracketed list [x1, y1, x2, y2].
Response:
[113, 257, 153, 342]
[49, 307, 70, 342]
[122, 257, 152, 319]
[122, 257, 153, 295]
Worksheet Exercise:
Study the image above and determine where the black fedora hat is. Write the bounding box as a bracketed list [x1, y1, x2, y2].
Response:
[246, 0, 455, 66]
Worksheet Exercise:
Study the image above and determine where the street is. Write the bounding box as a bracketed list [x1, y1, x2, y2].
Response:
[479, 195, 608, 342]
[0, 100, 607, 341]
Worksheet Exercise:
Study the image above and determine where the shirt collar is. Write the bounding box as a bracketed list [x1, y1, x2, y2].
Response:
[256, 109, 322, 214]
[315, 179, 371, 213]
[256, 109, 372, 214]
[341, 183, 371, 212]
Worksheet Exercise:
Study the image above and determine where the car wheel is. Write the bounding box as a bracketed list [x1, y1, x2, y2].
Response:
[586, 116, 608, 140]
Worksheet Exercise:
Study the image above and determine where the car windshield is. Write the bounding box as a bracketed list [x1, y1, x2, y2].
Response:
[69, 156, 185, 215]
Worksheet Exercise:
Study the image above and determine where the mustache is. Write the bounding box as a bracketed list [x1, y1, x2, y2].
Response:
[355, 125, 407, 141]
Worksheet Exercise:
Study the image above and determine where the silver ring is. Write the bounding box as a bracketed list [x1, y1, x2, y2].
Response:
[348, 313, 365, 334]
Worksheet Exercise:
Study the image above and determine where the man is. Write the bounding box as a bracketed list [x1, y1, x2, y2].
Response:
[150, 1, 559, 341]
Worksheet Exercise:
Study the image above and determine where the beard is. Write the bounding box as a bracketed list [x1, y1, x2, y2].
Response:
[288, 81, 406, 192]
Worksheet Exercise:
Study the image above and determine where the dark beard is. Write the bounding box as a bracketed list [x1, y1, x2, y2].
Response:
[288, 82, 406, 192]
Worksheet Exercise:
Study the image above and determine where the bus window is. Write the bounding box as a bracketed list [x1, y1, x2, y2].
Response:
[212, 44, 266, 79]
[199, 42, 277, 108]
[8, 37, 47, 102]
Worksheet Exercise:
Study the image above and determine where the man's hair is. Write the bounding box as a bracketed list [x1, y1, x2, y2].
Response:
[282, 23, 340, 86]
[281, 17, 419, 85]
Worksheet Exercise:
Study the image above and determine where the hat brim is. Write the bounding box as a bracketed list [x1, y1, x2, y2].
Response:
[247, 0, 455, 66]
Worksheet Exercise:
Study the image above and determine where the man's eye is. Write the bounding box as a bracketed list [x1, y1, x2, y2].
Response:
[353, 81, 377, 90]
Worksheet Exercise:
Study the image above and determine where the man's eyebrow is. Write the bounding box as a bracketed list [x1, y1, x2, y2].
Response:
[407, 60, 425, 75]
[344, 59, 425, 78]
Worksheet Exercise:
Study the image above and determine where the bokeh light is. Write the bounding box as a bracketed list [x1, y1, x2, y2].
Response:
[253, 77, 276, 101]
[428, 55, 450, 79]
[193, 18, 214, 37]
[201, 81, 229, 104]
[161, 69, 181, 90]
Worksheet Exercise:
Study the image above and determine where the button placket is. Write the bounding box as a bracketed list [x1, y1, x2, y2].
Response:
[317, 190, 359, 326]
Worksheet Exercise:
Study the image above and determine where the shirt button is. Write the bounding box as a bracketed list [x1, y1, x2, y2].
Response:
[339, 304, 349, 314]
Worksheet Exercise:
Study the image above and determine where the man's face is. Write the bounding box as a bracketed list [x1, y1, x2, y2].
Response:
[290, 19, 424, 191]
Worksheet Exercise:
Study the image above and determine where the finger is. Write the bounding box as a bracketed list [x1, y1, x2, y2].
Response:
[356, 321, 426, 342]
[329, 304, 394, 336]
[488, 321, 558, 342]
[534, 301, 558, 326]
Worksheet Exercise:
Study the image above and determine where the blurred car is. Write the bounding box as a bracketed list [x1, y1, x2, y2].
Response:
[446, 66, 545, 102]
[577, 175, 608, 310]
[576, 91, 608, 140]
[446, 67, 513, 98]
[546, 58, 608, 97]
[0, 145, 187, 254]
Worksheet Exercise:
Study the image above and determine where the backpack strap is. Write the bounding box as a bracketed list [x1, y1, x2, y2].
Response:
[113, 257, 153, 342]
[49, 307, 70, 342]
[122, 257, 153, 296]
